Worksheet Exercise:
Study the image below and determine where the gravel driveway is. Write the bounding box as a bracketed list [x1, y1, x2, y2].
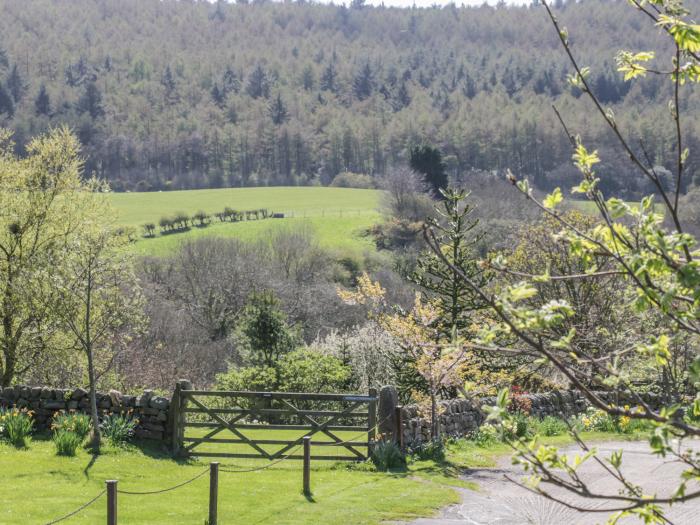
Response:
[404, 441, 700, 525]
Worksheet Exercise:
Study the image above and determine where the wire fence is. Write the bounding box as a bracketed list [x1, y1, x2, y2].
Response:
[42, 413, 395, 524]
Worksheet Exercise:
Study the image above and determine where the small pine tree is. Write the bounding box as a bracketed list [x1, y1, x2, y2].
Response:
[239, 290, 298, 368]
[78, 81, 104, 119]
[35, 84, 51, 116]
[6, 64, 24, 103]
[409, 145, 448, 195]
[246, 64, 270, 99]
[320, 61, 337, 93]
[353, 61, 374, 101]
[0, 83, 14, 117]
[268, 92, 288, 126]
[412, 188, 490, 338]
[161, 66, 177, 104]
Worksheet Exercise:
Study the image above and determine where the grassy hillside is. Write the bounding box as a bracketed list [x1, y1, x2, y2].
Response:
[108, 187, 383, 257]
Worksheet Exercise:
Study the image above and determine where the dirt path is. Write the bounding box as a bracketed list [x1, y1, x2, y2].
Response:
[402, 441, 700, 525]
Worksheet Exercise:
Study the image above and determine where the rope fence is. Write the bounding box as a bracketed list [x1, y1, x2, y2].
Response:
[41, 412, 397, 524]
[116, 467, 210, 496]
[44, 489, 106, 525]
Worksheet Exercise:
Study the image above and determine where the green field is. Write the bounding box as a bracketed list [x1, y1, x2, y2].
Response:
[107, 187, 383, 257]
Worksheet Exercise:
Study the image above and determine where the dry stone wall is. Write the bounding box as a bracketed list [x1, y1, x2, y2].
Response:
[0, 385, 171, 443]
[399, 390, 664, 448]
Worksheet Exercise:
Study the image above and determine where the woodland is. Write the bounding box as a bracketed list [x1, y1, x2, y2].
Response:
[0, 0, 699, 198]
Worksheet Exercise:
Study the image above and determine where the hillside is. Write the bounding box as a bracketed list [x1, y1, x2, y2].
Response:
[108, 186, 382, 256]
[0, 0, 698, 199]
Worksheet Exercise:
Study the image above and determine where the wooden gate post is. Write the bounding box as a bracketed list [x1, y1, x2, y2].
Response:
[303, 436, 311, 496]
[368, 387, 378, 457]
[171, 379, 192, 457]
[106, 480, 118, 525]
[209, 462, 219, 525]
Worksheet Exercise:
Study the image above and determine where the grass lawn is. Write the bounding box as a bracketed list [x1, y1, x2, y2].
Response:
[0, 435, 457, 525]
[106, 187, 383, 257]
[0, 430, 644, 524]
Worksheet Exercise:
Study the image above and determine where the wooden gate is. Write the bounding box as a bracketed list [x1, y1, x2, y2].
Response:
[171, 380, 377, 461]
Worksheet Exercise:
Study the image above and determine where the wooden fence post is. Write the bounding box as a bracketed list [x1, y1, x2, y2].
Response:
[170, 379, 192, 457]
[394, 405, 404, 451]
[209, 462, 219, 525]
[106, 480, 117, 525]
[368, 387, 378, 457]
[303, 436, 311, 496]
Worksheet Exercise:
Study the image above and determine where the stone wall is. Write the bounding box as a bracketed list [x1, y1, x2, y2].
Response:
[0, 385, 171, 443]
[397, 390, 664, 448]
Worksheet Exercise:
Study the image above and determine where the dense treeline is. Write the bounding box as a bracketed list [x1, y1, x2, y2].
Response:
[0, 0, 698, 198]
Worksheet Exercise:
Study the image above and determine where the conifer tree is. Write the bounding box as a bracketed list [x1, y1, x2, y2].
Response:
[268, 92, 289, 126]
[35, 84, 51, 116]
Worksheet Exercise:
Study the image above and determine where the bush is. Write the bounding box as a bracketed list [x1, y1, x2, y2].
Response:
[534, 415, 569, 436]
[330, 171, 376, 189]
[100, 414, 138, 446]
[577, 408, 618, 433]
[53, 430, 83, 456]
[371, 441, 406, 471]
[468, 424, 500, 447]
[409, 439, 445, 462]
[0, 408, 34, 447]
[52, 412, 92, 440]
[277, 349, 351, 394]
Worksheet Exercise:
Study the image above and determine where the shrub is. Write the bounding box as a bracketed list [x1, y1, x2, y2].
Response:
[577, 408, 618, 433]
[409, 439, 445, 462]
[53, 430, 83, 456]
[0, 408, 34, 448]
[508, 386, 532, 415]
[468, 424, 500, 447]
[371, 441, 406, 471]
[277, 349, 351, 394]
[330, 171, 376, 189]
[193, 210, 209, 226]
[52, 412, 92, 440]
[100, 414, 138, 446]
[535, 415, 569, 437]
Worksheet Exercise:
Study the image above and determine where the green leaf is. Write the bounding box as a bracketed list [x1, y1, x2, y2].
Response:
[543, 188, 563, 210]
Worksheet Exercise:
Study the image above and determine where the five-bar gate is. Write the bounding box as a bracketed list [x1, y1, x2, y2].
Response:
[171, 380, 378, 461]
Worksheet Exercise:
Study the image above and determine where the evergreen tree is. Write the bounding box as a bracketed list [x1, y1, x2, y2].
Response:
[301, 64, 315, 91]
[210, 0, 226, 21]
[6, 64, 25, 103]
[78, 81, 104, 119]
[412, 188, 489, 338]
[239, 290, 298, 368]
[222, 67, 240, 95]
[353, 61, 374, 101]
[393, 80, 411, 110]
[0, 47, 7, 69]
[161, 65, 177, 104]
[246, 64, 270, 99]
[35, 84, 51, 116]
[211, 84, 225, 108]
[409, 145, 448, 195]
[320, 61, 337, 93]
[268, 92, 289, 126]
[0, 83, 14, 117]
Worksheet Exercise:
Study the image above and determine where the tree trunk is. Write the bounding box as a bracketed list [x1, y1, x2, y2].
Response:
[85, 270, 101, 451]
[86, 345, 101, 451]
[430, 389, 439, 442]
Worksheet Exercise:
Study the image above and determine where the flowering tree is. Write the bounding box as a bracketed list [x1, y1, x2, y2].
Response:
[340, 275, 468, 439]
[423, 0, 700, 521]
